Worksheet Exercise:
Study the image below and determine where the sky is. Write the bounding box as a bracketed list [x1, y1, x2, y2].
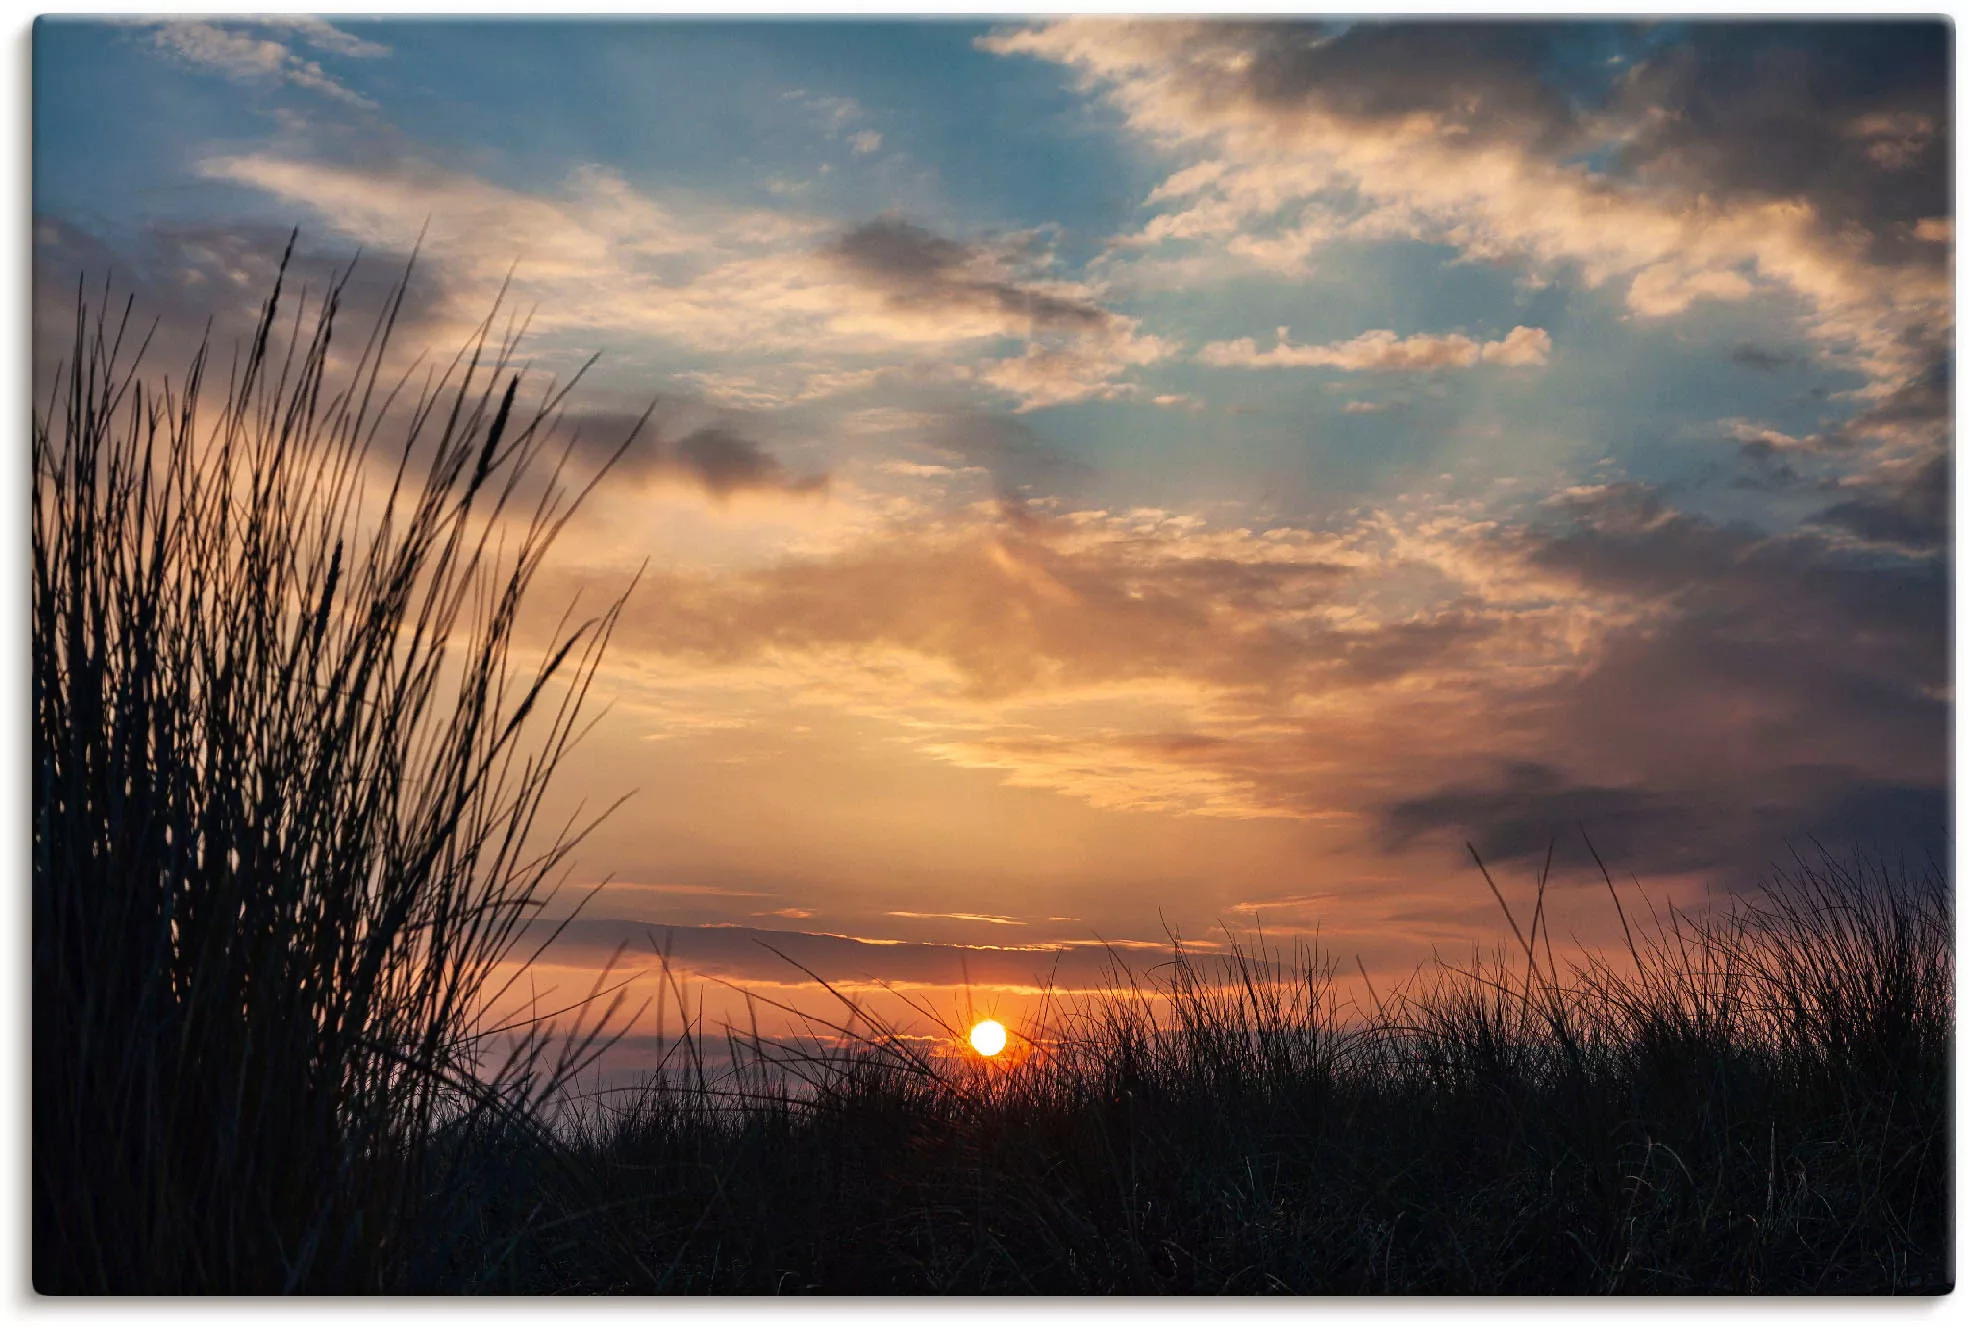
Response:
[32, 17, 1952, 1053]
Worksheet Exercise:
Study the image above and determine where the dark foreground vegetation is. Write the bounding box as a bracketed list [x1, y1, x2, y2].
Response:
[34, 266, 1953, 1295]
[33, 255, 633, 1293]
[509, 853, 1951, 1294]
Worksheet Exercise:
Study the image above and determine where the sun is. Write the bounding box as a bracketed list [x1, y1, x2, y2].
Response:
[968, 1019, 1008, 1057]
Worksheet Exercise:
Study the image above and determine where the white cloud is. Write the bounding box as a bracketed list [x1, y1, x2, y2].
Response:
[200, 150, 1158, 410]
[1199, 325, 1550, 372]
[984, 20, 1948, 413]
[258, 16, 390, 60]
[786, 89, 889, 158]
[1723, 419, 1824, 453]
[134, 18, 383, 109]
[981, 327, 1173, 410]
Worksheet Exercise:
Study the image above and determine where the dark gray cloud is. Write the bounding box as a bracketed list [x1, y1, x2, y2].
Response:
[1811, 452, 1950, 554]
[529, 918, 1171, 993]
[826, 217, 1113, 336]
[1383, 761, 1946, 882]
[674, 425, 827, 499]
[1381, 482, 1949, 881]
[1730, 343, 1802, 374]
[553, 410, 828, 501]
[35, 213, 444, 346]
[1226, 19, 1611, 152]
[1221, 20, 1949, 260]
[1530, 489, 1945, 735]
[1101, 20, 1948, 270]
[1385, 761, 1691, 874]
[1610, 22, 1950, 261]
[1832, 344, 1953, 450]
[31, 215, 518, 513]
[832, 218, 973, 283]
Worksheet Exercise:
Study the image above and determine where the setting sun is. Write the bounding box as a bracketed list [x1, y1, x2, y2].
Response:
[969, 1019, 1007, 1057]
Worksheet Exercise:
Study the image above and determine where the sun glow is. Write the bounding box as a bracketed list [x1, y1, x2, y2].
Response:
[969, 1019, 1008, 1057]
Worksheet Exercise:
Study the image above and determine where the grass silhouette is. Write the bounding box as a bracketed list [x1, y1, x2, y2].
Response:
[519, 850, 1950, 1294]
[32, 262, 1952, 1294]
[33, 248, 637, 1292]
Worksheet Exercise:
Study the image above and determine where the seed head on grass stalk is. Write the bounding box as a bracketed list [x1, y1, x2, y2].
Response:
[32, 243, 642, 1292]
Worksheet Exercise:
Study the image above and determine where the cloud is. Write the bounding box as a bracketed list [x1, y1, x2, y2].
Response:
[132, 18, 384, 109]
[1383, 761, 1684, 871]
[548, 409, 829, 502]
[826, 217, 1112, 338]
[888, 911, 1025, 926]
[599, 506, 1385, 705]
[1730, 343, 1803, 373]
[31, 215, 463, 408]
[672, 425, 828, 500]
[1451, 482, 1949, 874]
[781, 92, 889, 156]
[1383, 761, 1946, 882]
[1356, 477, 1947, 881]
[784, 90, 864, 131]
[551, 460, 1944, 881]
[1607, 24, 1948, 257]
[985, 19, 1948, 433]
[1723, 419, 1827, 459]
[920, 409, 1092, 500]
[1810, 452, 1950, 554]
[41, 206, 1940, 890]
[1200, 325, 1550, 372]
[553, 495, 1547, 824]
[252, 16, 391, 60]
[980, 340, 1166, 410]
[197, 153, 1162, 409]
[527, 918, 1154, 994]
[50, 21, 1949, 908]
[32, 213, 842, 508]
[821, 217, 1172, 407]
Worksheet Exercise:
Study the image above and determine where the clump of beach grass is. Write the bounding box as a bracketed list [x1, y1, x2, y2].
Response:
[521, 848, 1950, 1294]
[33, 246, 637, 1292]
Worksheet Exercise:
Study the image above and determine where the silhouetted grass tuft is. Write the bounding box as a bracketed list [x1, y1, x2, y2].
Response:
[33, 251, 636, 1292]
[515, 850, 1950, 1294]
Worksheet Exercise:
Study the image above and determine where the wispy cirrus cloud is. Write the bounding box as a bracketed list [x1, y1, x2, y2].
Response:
[130, 17, 385, 109]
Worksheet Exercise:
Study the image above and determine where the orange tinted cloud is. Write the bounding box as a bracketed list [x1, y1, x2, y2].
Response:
[548, 464, 1940, 882]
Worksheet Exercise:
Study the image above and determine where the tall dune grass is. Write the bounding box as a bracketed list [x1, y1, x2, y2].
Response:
[32, 251, 636, 1292]
[521, 851, 1950, 1294]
